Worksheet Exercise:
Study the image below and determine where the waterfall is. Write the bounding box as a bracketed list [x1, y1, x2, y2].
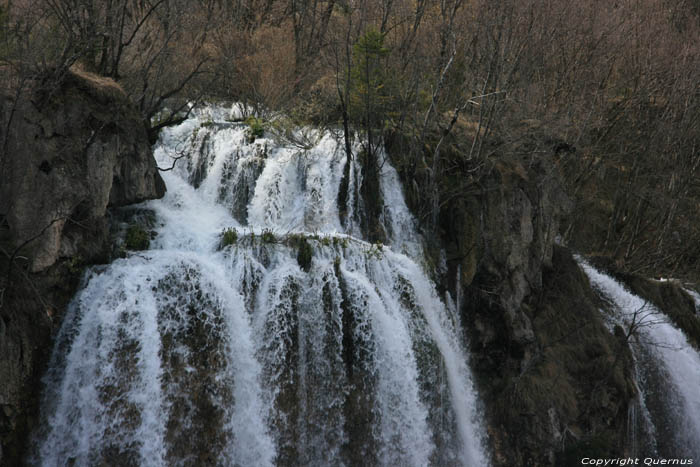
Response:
[33, 107, 490, 466]
[685, 288, 700, 313]
[578, 259, 700, 458]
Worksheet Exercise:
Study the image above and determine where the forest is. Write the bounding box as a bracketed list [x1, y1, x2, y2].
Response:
[2, 0, 699, 280]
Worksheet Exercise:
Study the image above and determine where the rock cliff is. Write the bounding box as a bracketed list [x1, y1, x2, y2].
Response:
[0, 67, 165, 464]
[388, 142, 639, 465]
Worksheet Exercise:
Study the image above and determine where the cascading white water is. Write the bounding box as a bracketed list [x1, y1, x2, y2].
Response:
[686, 288, 700, 312]
[578, 259, 700, 458]
[33, 106, 490, 466]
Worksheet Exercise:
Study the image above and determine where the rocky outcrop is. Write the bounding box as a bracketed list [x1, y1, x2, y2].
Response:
[388, 141, 637, 465]
[1, 67, 165, 272]
[0, 67, 165, 465]
[442, 155, 571, 353]
[443, 155, 643, 466]
[438, 156, 637, 466]
[467, 246, 636, 466]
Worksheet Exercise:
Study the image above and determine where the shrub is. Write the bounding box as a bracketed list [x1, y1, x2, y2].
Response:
[367, 241, 383, 259]
[245, 116, 265, 142]
[125, 225, 150, 250]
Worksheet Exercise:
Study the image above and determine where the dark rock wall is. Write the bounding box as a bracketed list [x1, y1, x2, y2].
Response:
[467, 247, 636, 466]
[390, 147, 639, 466]
[0, 67, 165, 465]
[444, 156, 636, 465]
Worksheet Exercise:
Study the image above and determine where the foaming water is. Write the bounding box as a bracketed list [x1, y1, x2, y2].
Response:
[578, 259, 700, 458]
[34, 107, 489, 466]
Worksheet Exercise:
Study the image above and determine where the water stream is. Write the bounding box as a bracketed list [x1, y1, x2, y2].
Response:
[578, 259, 700, 458]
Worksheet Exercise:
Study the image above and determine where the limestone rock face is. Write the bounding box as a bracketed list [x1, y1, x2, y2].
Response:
[449, 156, 571, 350]
[1, 68, 165, 272]
[0, 68, 165, 464]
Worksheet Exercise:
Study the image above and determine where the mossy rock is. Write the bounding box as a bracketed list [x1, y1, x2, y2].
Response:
[125, 225, 150, 250]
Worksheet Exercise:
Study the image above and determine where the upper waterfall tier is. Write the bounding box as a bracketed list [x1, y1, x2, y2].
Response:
[154, 107, 421, 258]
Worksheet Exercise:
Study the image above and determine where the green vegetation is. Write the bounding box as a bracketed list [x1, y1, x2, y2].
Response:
[66, 255, 84, 275]
[125, 225, 150, 250]
[220, 228, 238, 247]
[332, 236, 349, 249]
[245, 116, 265, 142]
[349, 28, 393, 130]
[366, 242, 383, 260]
[260, 228, 275, 243]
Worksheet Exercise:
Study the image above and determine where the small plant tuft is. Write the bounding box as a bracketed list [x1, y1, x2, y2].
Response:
[67, 255, 84, 275]
[367, 241, 383, 259]
[220, 228, 238, 247]
[261, 228, 276, 243]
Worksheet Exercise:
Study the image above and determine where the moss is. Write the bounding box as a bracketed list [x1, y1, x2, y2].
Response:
[66, 255, 84, 275]
[125, 225, 150, 250]
[220, 228, 237, 248]
[297, 238, 313, 272]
